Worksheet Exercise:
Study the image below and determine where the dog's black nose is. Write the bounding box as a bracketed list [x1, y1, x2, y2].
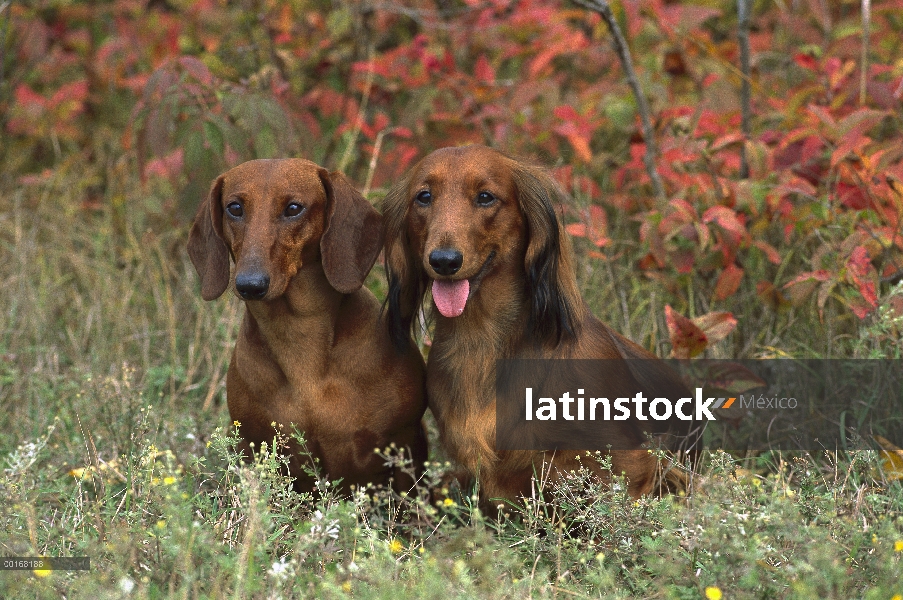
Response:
[429, 248, 463, 276]
[235, 272, 270, 300]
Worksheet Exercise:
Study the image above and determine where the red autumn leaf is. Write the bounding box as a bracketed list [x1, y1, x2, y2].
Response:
[846, 295, 876, 320]
[666, 198, 698, 224]
[374, 112, 390, 132]
[14, 84, 48, 109]
[670, 249, 695, 274]
[692, 312, 738, 343]
[392, 126, 413, 139]
[752, 240, 782, 265]
[783, 270, 833, 305]
[566, 205, 608, 248]
[696, 362, 766, 395]
[143, 148, 184, 181]
[829, 131, 872, 170]
[807, 104, 837, 129]
[665, 305, 708, 359]
[554, 105, 579, 122]
[528, 31, 586, 77]
[836, 182, 869, 210]
[714, 264, 744, 301]
[474, 54, 495, 84]
[709, 133, 745, 153]
[555, 123, 592, 163]
[784, 270, 833, 286]
[846, 245, 878, 315]
[702, 206, 747, 241]
[48, 80, 89, 109]
[553, 106, 594, 162]
[566, 223, 587, 237]
[794, 53, 818, 71]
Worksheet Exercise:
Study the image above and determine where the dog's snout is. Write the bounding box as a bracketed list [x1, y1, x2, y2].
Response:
[235, 272, 270, 300]
[428, 248, 464, 276]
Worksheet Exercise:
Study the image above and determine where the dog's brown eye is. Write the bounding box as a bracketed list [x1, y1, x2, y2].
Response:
[414, 190, 432, 206]
[283, 202, 305, 218]
[226, 202, 244, 218]
[476, 191, 496, 206]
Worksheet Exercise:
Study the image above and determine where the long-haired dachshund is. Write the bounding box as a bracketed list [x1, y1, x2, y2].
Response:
[189, 159, 427, 492]
[382, 145, 691, 503]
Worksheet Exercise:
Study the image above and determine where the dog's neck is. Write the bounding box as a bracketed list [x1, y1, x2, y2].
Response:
[240, 263, 345, 365]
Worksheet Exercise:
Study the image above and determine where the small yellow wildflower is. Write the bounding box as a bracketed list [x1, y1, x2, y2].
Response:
[895, 540, 903, 552]
[33, 560, 52, 578]
[388, 539, 404, 554]
[163, 476, 176, 486]
[69, 467, 89, 479]
[453, 559, 466, 576]
[156, 520, 166, 530]
[705, 586, 723, 600]
[443, 497, 456, 507]
[233, 421, 241, 428]
[891, 595, 902, 600]
[342, 581, 352, 592]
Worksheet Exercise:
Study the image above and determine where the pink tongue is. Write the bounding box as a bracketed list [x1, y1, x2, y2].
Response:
[432, 279, 470, 317]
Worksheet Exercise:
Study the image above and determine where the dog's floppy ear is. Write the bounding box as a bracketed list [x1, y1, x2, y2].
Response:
[318, 170, 383, 294]
[187, 175, 230, 301]
[512, 163, 583, 346]
[381, 174, 426, 351]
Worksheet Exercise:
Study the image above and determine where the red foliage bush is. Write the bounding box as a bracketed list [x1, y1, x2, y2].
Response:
[3, 0, 902, 350]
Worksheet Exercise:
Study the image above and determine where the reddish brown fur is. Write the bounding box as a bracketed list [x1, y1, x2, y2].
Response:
[382, 146, 690, 503]
[188, 159, 427, 492]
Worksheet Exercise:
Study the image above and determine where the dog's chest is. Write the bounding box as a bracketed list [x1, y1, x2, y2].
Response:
[233, 314, 358, 415]
[426, 337, 500, 464]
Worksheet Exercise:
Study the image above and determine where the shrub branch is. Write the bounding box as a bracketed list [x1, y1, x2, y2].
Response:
[860, 0, 871, 106]
[738, 0, 752, 179]
[574, 0, 667, 205]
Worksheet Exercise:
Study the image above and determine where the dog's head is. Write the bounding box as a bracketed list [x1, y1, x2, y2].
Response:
[382, 145, 581, 348]
[188, 159, 382, 301]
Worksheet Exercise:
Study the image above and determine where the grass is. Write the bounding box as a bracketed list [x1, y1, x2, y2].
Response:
[1, 157, 902, 599]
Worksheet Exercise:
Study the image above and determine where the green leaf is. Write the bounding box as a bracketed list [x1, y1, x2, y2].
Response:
[255, 126, 277, 159]
[204, 120, 225, 157]
[326, 8, 352, 38]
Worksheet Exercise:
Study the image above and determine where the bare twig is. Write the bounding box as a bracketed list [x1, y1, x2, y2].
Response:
[0, 1, 10, 94]
[337, 50, 376, 174]
[362, 127, 399, 198]
[738, 0, 752, 179]
[860, 0, 871, 106]
[573, 0, 666, 205]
